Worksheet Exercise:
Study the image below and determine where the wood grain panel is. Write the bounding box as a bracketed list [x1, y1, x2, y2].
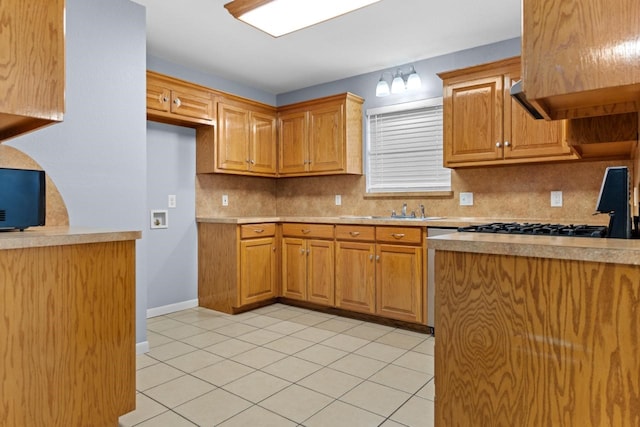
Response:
[198, 223, 239, 313]
[0, 0, 65, 141]
[282, 223, 334, 239]
[435, 250, 640, 426]
[250, 111, 277, 174]
[376, 244, 422, 323]
[308, 102, 343, 173]
[278, 111, 308, 174]
[335, 225, 375, 241]
[0, 241, 135, 426]
[240, 223, 276, 239]
[281, 237, 307, 300]
[522, 0, 640, 119]
[240, 236, 276, 305]
[307, 239, 335, 306]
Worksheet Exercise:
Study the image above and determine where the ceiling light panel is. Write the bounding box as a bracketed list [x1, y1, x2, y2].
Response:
[226, 0, 383, 37]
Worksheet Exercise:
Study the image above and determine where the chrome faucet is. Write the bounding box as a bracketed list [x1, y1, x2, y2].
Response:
[420, 204, 425, 218]
[401, 203, 407, 217]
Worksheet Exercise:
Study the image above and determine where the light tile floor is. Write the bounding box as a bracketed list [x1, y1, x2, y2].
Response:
[119, 304, 435, 427]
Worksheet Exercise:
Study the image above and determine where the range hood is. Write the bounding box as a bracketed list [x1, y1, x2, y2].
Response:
[510, 80, 544, 120]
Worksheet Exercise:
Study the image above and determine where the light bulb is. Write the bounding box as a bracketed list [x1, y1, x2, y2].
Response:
[376, 75, 390, 97]
[406, 66, 421, 90]
[391, 70, 405, 94]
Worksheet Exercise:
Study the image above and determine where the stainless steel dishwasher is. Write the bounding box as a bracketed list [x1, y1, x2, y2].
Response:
[427, 227, 457, 330]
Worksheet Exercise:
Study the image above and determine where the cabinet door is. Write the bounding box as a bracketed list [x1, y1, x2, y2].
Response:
[443, 76, 503, 165]
[250, 111, 277, 174]
[217, 102, 250, 172]
[376, 244, 423, 323]
[505, 71, 575, 160]
[335, 241, 375, 314]
[307, 239, 335, 306]
[278, 111, 308, 174]
[170, 89, 214, 121]
[240, 237, 276, 306]
[281, 237, 307, 300]
[308, 102, 344, 172]
[147, 83, 170, 113]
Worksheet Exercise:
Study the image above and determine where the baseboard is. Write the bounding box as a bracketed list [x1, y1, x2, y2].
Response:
[147, 299, 199, 318]
[136, 341, 149, 355]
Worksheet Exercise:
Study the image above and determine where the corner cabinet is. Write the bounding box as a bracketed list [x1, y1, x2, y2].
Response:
[215, 99, 277, 176]
[198, 222, 277, 314]
[278, 93, 364, 176]
[146, 71, 215, 127]
[0, 0, 65, 141]
[439, 57, 577, 168]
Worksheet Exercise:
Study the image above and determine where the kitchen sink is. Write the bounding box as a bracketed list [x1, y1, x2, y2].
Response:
[340, 215, 446, 221]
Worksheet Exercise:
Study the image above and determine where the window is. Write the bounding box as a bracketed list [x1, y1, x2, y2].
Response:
[366, 98, 450, 193]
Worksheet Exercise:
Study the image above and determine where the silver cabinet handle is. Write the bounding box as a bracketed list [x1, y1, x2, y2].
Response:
[369, 254, 374, 261]
[307, 249, 310, 255]
[376, 255, 380, 261]
[496, 142, 502, 148]
[300, 248, 305, 254]
[253, 229, 264, 234]
[173, 97, 181, 107]
[391, 233, 405, 239]
[349, 231, 360, 237]
[161, 95, 169, 103]
[272, 247, 276, 252]
[302, 229, 311, 234]
[504, 141, 511, 147]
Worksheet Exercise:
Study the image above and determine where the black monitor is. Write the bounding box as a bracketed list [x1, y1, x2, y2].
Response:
[0, 168, 46, 231]
[595, 166, 630, 238]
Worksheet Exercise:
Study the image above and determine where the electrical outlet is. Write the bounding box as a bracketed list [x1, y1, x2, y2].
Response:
[460, 192, 474, 206]
[222, 194, 229, 206]
[168, 194, 176, 208]
[335, 194, 342, 206]
[550, 191, 563, 207]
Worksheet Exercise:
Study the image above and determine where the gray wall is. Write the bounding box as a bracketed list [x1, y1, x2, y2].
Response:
[7, 0, 148, 344]
[277, 38, 522, 111]
[146, 122, 197, 309]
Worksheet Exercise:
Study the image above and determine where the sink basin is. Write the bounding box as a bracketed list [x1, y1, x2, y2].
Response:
[340, 215, 446, 221]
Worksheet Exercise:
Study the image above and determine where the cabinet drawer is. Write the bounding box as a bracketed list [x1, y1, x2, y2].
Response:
[375, 226, 422, 245]
[282, 223, 334, 239]
[170, 89, 214, 121]
[335, 225, 375, 241]
[240, 223, 276, 239]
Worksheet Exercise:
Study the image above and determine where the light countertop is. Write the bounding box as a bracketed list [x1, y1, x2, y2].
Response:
[427, 232, 640, 265]
[0, 226, 142, 250]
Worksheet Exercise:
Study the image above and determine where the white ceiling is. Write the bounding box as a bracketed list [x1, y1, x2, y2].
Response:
[131, 0, 522, 95]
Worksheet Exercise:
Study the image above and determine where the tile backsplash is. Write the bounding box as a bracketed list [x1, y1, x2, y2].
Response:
[197, 159, 634, 224]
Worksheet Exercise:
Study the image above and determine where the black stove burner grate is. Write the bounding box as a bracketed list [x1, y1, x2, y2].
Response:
[458, 222, 608, 238]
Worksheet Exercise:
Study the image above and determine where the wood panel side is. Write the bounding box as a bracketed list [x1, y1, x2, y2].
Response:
[435, 250, 640, 426]
[435, 251, 522, 426]
[0, 241, 135, 426]
[197, 223, 238, 313]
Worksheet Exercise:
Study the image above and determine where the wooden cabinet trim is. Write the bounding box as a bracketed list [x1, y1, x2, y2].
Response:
[375, 226, 423, 244]
[282, 223, 335, 239]
[240, 223, 276, 239]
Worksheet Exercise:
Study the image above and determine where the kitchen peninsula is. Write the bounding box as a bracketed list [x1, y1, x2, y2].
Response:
[429, 232, 640, 426]
[0, 227, 140, 426]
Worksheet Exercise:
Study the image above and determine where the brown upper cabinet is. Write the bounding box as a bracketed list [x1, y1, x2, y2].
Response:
[146, 71, 215, 127]
[278, 93, 364, 176]
[0, 0, 65, 142]
[521, 0, 640, 120]
[439, 57, 638, 167]
[215, 99, 277, 176]
[439, 57, 577, 168]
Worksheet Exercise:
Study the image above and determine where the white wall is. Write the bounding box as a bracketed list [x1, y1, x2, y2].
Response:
[8, 0, 148, 344]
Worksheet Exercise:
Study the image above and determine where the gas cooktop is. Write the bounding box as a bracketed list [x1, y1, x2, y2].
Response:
[458, 222, 608, 238]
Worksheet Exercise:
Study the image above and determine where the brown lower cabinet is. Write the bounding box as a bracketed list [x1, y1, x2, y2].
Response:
[198, 222, 277, 313]
[335, 225, 424, 323]
[281, 223, 335, 306]
[198, 221, 426, 324]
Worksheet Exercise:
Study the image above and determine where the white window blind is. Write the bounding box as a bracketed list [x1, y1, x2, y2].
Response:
[366, 98, 450, 193]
